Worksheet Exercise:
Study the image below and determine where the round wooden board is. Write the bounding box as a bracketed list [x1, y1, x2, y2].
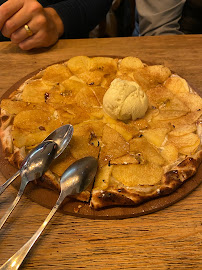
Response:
[0, 61, 202, 220]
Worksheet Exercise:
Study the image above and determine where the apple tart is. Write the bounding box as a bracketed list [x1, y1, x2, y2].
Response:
[0, 56, 202, 209]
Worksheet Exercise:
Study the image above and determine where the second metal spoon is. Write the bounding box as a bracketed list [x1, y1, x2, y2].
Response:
[0, 156, 98, 270]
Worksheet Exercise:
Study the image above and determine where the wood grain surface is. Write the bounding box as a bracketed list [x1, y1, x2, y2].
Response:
[0, 35, 202, 269]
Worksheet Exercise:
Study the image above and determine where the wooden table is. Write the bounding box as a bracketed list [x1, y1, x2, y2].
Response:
[0, 35, 202, 269]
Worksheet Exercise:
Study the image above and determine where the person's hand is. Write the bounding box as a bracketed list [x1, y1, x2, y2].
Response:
[0, 0, 64, 50]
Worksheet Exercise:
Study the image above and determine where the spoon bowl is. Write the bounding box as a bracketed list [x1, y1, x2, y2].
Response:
[0, 156, 98, 270]
[0, 124, 73, 195]
[20, 140, 58, 180]
[60, 156, 98, 197]
[43, 124, 74, 158]
[0, 140, 57, 230]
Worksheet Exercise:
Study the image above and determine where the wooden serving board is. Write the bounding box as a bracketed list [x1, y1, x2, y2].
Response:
[0, 63, 201, 220]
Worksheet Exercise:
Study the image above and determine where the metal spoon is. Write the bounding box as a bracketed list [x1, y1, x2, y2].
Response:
[43, 124, 73, 158]
[0, 156, 98, 270]
[0, 140, 57, 230]
[0, 124, 73, 195]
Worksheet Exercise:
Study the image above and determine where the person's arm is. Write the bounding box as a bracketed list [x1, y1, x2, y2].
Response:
[136, 0, 186, 36]
[48, 0, 113, 39]
[0, 0, 65, 49]
[0, 0, 112, 50]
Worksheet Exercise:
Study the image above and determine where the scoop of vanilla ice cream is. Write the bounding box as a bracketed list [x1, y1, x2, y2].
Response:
[103, 78, 148, 121]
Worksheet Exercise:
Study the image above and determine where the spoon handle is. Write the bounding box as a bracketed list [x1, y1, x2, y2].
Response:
[0, 171, 20, 195]
[0, 196, 63, 270]
[0, 179, 26, 230]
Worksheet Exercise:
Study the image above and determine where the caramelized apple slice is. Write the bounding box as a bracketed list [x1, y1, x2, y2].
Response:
[112, 163, 163, 186]
[1, 99, 29, 115]
[46, 81, 81, 106]
[104, 114, 139, 141]
[70, 120, 104, 160]
[146, 85, 174, 109]
[164, 75, 190, 94]
[89, 57, 118, 74]
[161, 143, 179, 163]
[177, 92, 202, 112]
[119, 56, 144, 71]
[172, 111, 202, 127]
[12, 128, 49, 148]
[99, 125, 129, 167]
[42, 63, 72, 83]
[168, 132, 200, 149]
[132, 65, 171, 91]
[0, 99, 55, 115]
[142, 127, 170, 147]
[129, 136, 165, 166]
[179, 138, 200, 155]
[153, 110, 188, 121]
[143, 65, 171, 83]
[75, 86, 100, 110]
[22, 79, 52, 103]
[66, 56, 90, 74]
[93, 165, 113, 190]
[89, 86, 107, 105]
[77, 70, 104, 86]
[159, 97, 190, 112]
[13, 109, 61, 132]
[169, 124, 196, 136]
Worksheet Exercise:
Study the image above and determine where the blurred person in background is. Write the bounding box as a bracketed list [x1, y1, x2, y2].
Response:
[1, 0, 201, 51]
[0, 0, 112, 50]
[93, 0, 202, 38]
[135, 0, 202, 36]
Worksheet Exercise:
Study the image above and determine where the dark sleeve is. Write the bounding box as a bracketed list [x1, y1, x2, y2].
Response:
[180, 0, 202, 34]
[47, 0, 113, 38]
